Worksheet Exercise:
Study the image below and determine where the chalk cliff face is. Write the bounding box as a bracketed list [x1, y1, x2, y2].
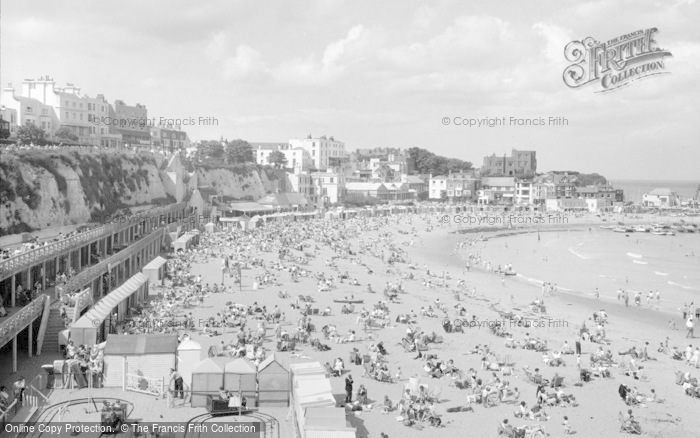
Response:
[194, 165, 282, 200]
[0, 150, 281, 236]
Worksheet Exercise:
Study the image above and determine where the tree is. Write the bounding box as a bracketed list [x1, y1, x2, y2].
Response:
[54, 127, 79, 142]
[17, 122, 46, 145]
[267, 150, 288, 169]
[226, 139, 255, 164]
[407, 147, 472, 175]
[197, 140, 224, 159]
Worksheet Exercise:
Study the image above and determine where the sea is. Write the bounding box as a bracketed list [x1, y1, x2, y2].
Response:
[608, 179, 698, 205]
[478, 229, 700, 314]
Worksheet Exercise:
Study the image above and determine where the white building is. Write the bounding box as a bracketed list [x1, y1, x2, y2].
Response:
[642, 188, 680, 207]
[311, 171, 344, 206]
[286, 172, 316, 204]
[515, 180, 535, 205]
[253, 142, 313, 174]
[1, 84, 60, 135]
[289, 135, 345, 171]
[429, 175, 447, 199]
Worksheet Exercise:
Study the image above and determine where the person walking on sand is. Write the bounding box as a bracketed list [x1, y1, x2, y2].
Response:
[687, 318, 695, 339]
[345, 375, 354, 403]
[656, 290, 660, 303]
[595, 288, 599, 300]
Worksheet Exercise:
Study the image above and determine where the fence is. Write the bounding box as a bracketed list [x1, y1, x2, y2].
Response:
[125, 373, 164, 397]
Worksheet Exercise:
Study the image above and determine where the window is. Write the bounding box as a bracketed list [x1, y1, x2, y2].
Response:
[65, 112, 69, 119]
[26, 106, 32, 113]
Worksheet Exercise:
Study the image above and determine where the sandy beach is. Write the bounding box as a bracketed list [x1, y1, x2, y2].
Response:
[21, 210, 700, 438]
[158, 211, 699, 438]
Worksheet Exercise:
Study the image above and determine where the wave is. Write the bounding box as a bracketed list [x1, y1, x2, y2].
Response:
[655, 271, 669, 276]
[568, 248, 591, 260]
[627, 252, 643, 258]
[516, 274, 544, 285]
[668, 281, 700, 291]
[632, 260, 648, 265]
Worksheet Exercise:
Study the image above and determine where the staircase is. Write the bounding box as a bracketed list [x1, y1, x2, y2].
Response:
[41, 303, 66, 354]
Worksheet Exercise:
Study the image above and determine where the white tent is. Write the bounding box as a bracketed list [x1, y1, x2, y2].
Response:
[141, 256, 168, 285]
[70, 273, 148, 346]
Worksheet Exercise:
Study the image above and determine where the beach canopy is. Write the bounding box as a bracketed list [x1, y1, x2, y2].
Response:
[70, 273, 148, 345]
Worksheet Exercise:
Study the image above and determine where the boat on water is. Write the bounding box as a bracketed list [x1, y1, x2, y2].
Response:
[684, 226, 696, 233]
[652, 228, 667, 235]
[634, 226, 650, 232]
[599, 225, 615, 229]
[613, 227, 628, 233]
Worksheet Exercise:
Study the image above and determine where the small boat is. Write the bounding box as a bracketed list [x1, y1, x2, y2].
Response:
[634, 226, 649, 232]
[333, 299, 364, 304]
[651, 228, 667, 235]
[684, 226, 696, 233]
[599, 225, 614, 229]
[613, 227, 628, 233]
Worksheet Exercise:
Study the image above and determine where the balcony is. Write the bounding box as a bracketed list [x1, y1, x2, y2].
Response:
[0, 295, 46, 348]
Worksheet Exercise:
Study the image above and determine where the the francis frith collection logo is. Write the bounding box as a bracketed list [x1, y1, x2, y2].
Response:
[563, 28, 672, 92]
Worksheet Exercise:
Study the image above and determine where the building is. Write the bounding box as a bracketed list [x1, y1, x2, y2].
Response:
[1, 83, 60, 136]
[545, 198, 588, 212]
[515, 179, 535, 205]
[286, 172, 316, 205]
[111, 100, 150, 146]
[478, 177, 516, 205]
[289, 135, 345, 171]
[429, 175, 447, 199]
[150, 123, 191, 151]
[253, 142, 313, 173]
[345, 182, 414, 202]
[446, 173, 480, 201]
[0, 106, 18, 138]
[345, 182, 388, 199]
[310, 171, 344, 206]
[533, 173, 578, 205]
[482, 149, 537, 177]
[401, 175, 427, 196]
[642, 188, 680, 207]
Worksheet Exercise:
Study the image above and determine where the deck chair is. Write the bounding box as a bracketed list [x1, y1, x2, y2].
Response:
[675, 371, 684, 385]
[496, 424, 517, 438]
[208, 345, 223, 357]
[619, 412, 642, 434]
[550, 376, 564, 388]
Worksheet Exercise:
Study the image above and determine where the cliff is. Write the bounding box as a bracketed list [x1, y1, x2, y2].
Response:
[0, 149, 283, 236]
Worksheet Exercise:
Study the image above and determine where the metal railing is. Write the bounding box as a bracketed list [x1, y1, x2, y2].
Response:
[71, 288, 93, 325]
[0, 203, 188, 277]
[0, 295, 47, 347]
[62, 228, 165, 294]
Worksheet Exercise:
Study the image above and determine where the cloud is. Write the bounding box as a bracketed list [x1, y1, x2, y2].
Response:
[222, 45, 267, 80]
[413, 5, 437, 30]
[274, 25, 372, 85]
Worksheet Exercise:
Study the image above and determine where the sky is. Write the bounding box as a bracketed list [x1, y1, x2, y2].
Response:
[1, 0, 698, 180]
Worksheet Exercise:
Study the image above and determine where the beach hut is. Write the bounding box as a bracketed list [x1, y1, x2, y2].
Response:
[190, 357, 227, 407]
[303, 408, 356, 438]
[176, 339, 202, 389]
[142, 256, 168, 286]
[102, 334, 178, 389]
[224, 358, 258, 405]
[204, 222, 215, 233]
[257, 354, 290, 407]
